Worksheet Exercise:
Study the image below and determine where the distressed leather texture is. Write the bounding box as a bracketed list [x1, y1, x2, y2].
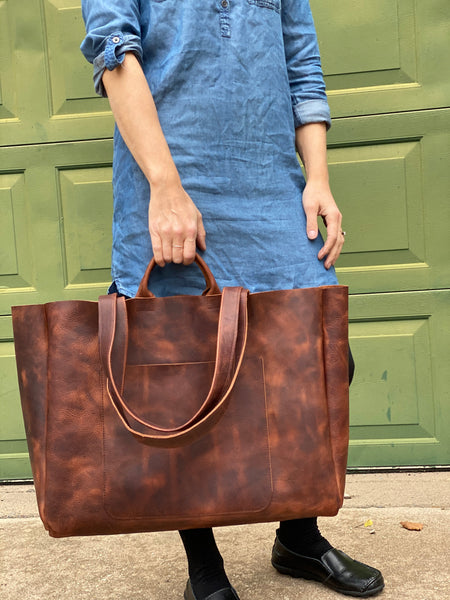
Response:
[12, 255, 349, 538]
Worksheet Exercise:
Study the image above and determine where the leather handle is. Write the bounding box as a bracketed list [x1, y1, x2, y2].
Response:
[98, 287, 248, 447]
[135, 253, 221, 298]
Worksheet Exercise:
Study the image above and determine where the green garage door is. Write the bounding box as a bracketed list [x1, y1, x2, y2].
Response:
[1, 0, 449, 479]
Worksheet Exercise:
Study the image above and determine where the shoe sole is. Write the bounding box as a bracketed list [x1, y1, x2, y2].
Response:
[272, 562, 385, 598]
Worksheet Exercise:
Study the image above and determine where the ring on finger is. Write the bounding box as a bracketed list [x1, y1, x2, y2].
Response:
[172, 244, 183, 248]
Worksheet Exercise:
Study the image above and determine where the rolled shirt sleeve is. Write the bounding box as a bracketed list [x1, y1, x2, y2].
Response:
[281, 0, 331, 130]
[80, 0, 143, 97]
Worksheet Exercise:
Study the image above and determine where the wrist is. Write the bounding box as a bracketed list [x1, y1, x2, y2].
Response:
[148, 163, 181, 190]
[305, 174, 330, 189]
[302, 160, 329, 186]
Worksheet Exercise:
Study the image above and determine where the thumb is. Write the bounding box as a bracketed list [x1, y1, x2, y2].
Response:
[304, 204, 318, 240]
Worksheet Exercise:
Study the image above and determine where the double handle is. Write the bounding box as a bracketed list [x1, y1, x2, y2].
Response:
[98, 256, 249, 447]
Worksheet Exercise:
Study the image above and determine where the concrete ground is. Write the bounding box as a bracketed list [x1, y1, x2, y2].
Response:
[1, 472, 449, 600]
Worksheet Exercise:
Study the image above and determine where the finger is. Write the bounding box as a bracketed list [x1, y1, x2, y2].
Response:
[160, 231, 173, 265]
[324, 233, 345, 269]
[183, 237, 197, 265]
[318, 211, 342, 261]
[196, 212, 207, 250]
[148, 207, 166, 267]
[318, 230, 338, 263]
[171, 237, 184, 264]
[324, 226, 345, 268]
[150, 231, 165, 267]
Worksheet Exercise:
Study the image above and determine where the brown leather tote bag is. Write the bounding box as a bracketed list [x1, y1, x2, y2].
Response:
[12, 255, 349, 538]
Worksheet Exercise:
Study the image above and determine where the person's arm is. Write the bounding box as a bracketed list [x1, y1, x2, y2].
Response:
[102, 52, 206, 267]
[280, 0, 343, 268]
[295, 122, 343, 269]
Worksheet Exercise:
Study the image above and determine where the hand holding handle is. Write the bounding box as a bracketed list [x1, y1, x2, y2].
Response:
[136, 253, 221, 298]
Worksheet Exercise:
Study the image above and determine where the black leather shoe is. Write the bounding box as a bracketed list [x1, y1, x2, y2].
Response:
[272, 536, 384, 597]
[183, 579, 240, 600]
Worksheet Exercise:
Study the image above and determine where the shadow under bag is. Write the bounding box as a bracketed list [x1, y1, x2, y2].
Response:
[12, 255, 349, 538]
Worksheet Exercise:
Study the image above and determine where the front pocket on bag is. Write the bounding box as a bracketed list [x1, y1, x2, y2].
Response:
[247, 0, 281, 12]
[102, 356, 273, 520]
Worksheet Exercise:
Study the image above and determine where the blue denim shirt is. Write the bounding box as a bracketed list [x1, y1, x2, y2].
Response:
[81, 0, 337, 297]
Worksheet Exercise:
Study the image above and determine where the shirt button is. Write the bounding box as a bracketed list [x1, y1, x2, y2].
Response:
[112, 36, 120, 44]
[221, 0, 228, 7]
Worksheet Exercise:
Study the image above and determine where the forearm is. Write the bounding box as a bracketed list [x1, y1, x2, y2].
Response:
[102, 52, 205, 267]
[102, 52, 178, 187]
[295, 122, 329, 185]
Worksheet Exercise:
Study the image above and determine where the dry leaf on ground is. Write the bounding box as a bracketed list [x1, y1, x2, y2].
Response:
[400, 521, 424, 531]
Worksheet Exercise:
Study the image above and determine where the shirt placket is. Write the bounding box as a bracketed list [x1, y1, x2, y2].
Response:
[219, 0, 231, 38]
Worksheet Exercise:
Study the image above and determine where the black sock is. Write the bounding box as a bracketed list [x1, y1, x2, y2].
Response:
[179, 528, 230, 599]
[278, 517, 333, 559]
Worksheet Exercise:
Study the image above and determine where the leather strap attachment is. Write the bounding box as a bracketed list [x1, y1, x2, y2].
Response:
[98, 286, 248, 448]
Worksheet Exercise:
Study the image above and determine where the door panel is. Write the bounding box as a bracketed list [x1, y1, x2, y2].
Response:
[0, 141, 113, 317]
[348, 290, 450, 466]
[313, 0, 450, 116]
[43, 0, 109, 116]
[0, 0, 112, 147]
[0, 1, 17, 123]
[328, 110, 450, 293]
[58, 167, 113, 287]
[0, 335, 30, 480]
